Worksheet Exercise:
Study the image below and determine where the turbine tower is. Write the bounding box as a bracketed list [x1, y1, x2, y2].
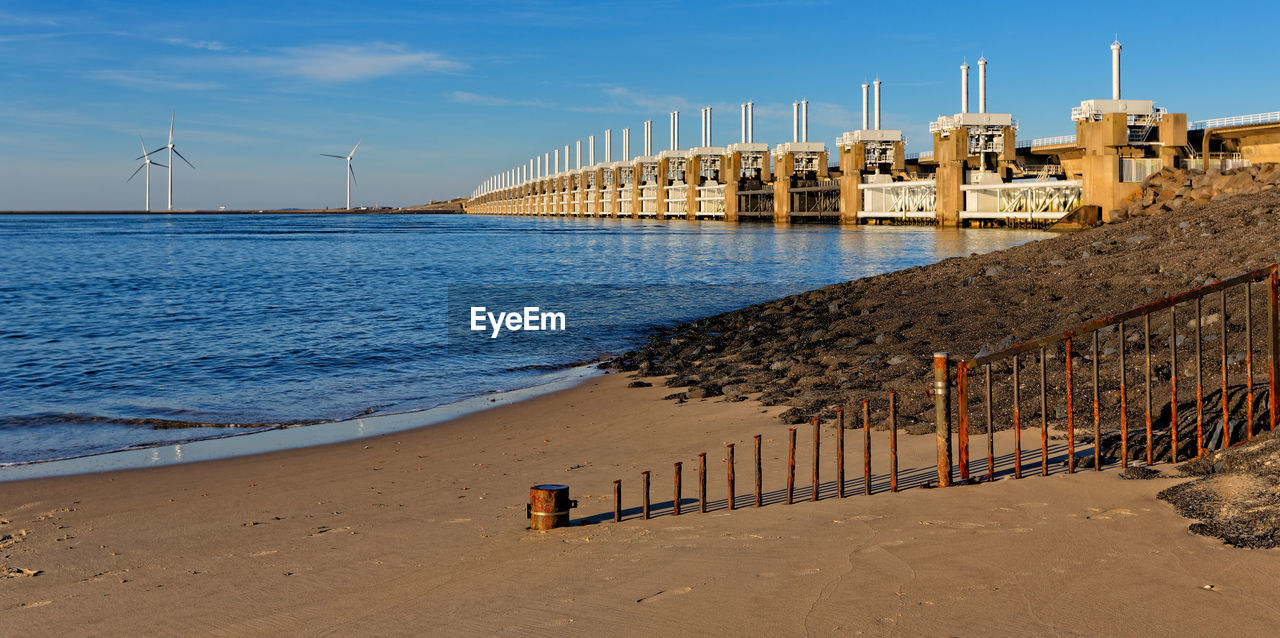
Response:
[128, 134, 166, 211]
[142, 113, 195, 210]
[322, 138, 363, 209]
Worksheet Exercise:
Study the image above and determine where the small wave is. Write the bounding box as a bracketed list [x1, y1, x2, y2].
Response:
[0, 412, 325, 431]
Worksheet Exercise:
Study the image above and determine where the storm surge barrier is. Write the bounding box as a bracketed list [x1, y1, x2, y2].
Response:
[587, 264, 1279, 525]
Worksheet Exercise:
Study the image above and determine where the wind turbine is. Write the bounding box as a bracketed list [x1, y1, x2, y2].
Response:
[322, 137, 362, 209]
[141, 112, 195, 211]
[128, 134, 166, 211]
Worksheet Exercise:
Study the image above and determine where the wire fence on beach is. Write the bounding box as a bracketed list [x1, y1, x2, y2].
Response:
[587, 264, 1280, 525]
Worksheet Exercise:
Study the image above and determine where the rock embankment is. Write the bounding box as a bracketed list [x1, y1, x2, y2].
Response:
[1119, 163, 1280, 219]
[607, 165, 1280, 436]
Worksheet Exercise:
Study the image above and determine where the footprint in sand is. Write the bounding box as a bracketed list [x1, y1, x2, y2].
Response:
[2, 567, 42, 579]
[19, 600, 52, 609]
[307, 526, 351, 537]
[1082, 508, 1136, 520]
[0, 530, 29, 550]
[637, 586, 692, 603]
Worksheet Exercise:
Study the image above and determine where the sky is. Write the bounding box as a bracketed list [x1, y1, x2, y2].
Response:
[3, 0, 1279, 211]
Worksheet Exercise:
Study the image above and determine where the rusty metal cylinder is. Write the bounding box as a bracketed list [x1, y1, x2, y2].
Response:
[528, 484, 577, 531]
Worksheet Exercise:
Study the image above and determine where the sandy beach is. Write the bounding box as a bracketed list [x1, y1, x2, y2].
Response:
[4, 371, 1279, 635]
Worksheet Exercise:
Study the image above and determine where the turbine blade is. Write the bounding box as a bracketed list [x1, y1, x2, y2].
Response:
[169, 112, 175, 143]
[349, 163, 357, 185]
[138, 134, 148, 155]
[127, 163, 145, 182]
[137, 147, 166, 160]
[321, 153, 347, 159]
[349, 136, 363, 158]
[152, 162, 168, 168]
[172, 147, 195, 169]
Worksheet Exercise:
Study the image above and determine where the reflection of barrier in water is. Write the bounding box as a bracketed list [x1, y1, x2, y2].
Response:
[587, 264, 1280, 526]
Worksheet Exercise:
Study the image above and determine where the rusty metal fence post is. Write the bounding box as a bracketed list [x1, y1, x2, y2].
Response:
[862, 400, 872, 495]
[1221, 289, 1230, 449]
[787, 427, 796, 504]
[726, 443, 735, 511]
[811, 417, 820, 502]
[836, 408, 845, 498]
[889, 391, 899, 492]
[1118, 324, 1128, 469]
[698, 453, 707, 513]
[1012, 354, 1022, 479]
[934, 352, 952, 487]
[642, 470, 651, 520]
[957, 362, 970, 482]
[1171, 306, 1180, 463]
[754, 435, 762, 507]
[614, 480, 622, 522]
[1270, 266, 1279, 432]
[1066, 338, 1076, 473]
[673, 462, 682, 516]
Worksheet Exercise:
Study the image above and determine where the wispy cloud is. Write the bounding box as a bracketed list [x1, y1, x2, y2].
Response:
[90, 69, 222, 92]
[600, 86, 690, 112]
[0, 30, 127, 43]
[163, 37, 229, 52]
[447, 91, 549, 108]
[235, 43, 466, 82]
[0, 10, 62, 26]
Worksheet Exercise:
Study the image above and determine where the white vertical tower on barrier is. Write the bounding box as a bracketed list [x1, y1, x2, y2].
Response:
[1112, 40, 1122, 100]
[978, 57, 988, 113]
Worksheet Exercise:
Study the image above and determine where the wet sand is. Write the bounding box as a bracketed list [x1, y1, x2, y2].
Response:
[3, 372, 1278, 635]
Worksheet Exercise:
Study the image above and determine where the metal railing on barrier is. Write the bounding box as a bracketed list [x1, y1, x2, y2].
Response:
[1189, 111, 1280, 131]
[1015, 134, 1077, 149]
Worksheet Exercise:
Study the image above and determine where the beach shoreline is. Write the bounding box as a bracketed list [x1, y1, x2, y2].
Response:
[4, 371, 1278, 635]
[0, 364, 603, 482]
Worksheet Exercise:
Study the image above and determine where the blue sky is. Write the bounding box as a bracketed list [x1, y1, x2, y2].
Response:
[3, 1, 1279, 210]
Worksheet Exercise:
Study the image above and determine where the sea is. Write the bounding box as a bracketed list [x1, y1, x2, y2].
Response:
[0, 214, 1042, 474]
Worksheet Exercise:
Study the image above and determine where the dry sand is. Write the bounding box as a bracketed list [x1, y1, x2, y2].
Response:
[3, 372, 1279, 636]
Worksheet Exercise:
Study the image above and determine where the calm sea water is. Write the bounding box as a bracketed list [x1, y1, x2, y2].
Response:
[0, 214, 1042, 466]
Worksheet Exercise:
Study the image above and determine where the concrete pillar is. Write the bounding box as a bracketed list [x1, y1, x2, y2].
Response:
[1159, 113, 1188, 168]
[575, 174, 586, 216]
[724, 151, 740, 222]
[656, 157, 670, 220]
[838, 142, 864, 224]
[933, 128, 969, 226]
[605, 166, 618, 217]
[686, 153, 700, 220]
[593, 167, 604, 217]
[1077, 113, 1142, 221]
[630, 161, 642, 219]
[773, 152, 793, 224]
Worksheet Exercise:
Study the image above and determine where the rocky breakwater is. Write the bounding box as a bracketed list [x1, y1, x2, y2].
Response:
[1119, 163, 1280, 219]
[607, 165, 1280, 443]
